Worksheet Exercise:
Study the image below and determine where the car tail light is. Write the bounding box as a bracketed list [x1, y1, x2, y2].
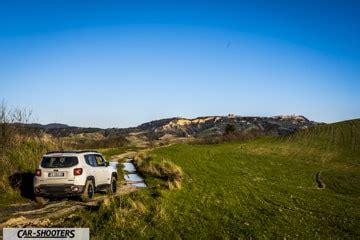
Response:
[35, 169, 41, 177]
[74, 168, 83, 176]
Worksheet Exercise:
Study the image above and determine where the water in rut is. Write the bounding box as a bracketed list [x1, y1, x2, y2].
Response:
[114, 158, 147, 188]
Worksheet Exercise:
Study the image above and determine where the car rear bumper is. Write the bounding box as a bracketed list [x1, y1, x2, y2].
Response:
[34, 184, 85, 197]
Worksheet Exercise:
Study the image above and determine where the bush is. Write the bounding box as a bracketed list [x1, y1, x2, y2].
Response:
[134, 153, 183, 184]
[225, 124, 236, 135]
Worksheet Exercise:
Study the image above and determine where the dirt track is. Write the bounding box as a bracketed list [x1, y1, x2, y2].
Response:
[0, 184, 136, 238]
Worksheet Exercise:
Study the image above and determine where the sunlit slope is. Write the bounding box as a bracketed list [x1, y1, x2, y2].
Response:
[278, 119, 360, 196]
[146, 119, 360, 238]
[277, 119, 360, 157]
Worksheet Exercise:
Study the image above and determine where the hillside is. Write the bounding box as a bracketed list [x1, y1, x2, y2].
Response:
[28, 115, 318, 146]
[28, 123, 72, 129]
[69, 119, 360, 238]
[137, 115, 316, 138]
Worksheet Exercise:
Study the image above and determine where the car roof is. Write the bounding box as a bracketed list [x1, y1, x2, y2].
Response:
[44, 150, 101, 157]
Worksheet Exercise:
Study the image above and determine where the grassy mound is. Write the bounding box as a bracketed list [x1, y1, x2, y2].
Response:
[134, 153, 183, 181]
[134, 152, 183, 189]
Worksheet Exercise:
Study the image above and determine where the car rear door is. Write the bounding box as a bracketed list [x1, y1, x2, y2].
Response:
[95, 154, 109, 185]
[40, 156, 77, 184]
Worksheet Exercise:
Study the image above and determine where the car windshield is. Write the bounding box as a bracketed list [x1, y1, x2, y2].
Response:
[41, 156, 78, 168]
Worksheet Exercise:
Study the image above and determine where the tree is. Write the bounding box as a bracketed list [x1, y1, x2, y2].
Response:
[225, 124, 236, 135]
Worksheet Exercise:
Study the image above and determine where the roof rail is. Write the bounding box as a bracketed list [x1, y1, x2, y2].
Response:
[45, 150, 100, 154]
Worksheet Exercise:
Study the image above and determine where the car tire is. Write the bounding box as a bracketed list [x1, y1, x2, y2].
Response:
[35, 196, 49, 205]
[81, 180, 95, 202]
[108, 176, 117, 195]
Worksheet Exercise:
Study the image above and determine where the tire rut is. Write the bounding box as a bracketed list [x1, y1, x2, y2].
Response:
[315, 171, 325, 189]
[0, 185, 136, 229]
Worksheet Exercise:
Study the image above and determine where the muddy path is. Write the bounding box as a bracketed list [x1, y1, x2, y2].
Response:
[0, 184, 136, 235]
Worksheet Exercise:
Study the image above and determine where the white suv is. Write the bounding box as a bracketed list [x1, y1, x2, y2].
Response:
[33, 150, 118, 204]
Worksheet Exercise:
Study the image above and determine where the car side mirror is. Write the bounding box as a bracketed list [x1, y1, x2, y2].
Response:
[105, 161, 109, 167]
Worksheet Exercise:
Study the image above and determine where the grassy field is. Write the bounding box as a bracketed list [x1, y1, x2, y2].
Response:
[67, 119, 360, 238]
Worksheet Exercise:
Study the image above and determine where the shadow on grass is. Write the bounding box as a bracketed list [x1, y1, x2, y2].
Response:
[8, 172, 35, 200]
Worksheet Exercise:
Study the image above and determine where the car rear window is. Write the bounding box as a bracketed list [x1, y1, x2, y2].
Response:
[41, 156, 79, 168]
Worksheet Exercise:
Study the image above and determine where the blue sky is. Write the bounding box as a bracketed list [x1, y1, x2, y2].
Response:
[0, 0, 359, 128]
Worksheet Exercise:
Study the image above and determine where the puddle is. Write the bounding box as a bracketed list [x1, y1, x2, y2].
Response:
[123, 162, 136, 173]
[124, 173, 144, 182]
[130, 182, 147, 188]
[109, 161, 119, 168]
[122, 159, 147, 188]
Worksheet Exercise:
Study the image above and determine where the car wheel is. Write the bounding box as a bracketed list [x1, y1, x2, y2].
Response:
[81, 180, 95, 202]
[108, 176, 117, 195]
[35, 196, 49, 205]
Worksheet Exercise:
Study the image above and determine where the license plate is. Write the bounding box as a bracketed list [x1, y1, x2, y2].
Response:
[48, 172, 64, 177]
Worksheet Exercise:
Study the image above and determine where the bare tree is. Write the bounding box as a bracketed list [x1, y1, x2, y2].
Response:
[11, 107, 32, 124]
[0, 100, 33, 149]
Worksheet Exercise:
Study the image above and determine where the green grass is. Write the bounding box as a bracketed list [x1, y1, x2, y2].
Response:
[64, 120, 360, 238]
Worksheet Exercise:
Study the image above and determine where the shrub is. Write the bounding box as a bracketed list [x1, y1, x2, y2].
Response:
[225, 123, 236, 135]
[134, 153, 183, 185]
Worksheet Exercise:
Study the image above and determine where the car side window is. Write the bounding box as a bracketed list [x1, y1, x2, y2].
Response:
[95, 155, 106, 167]
[85, 154, 97, 167]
